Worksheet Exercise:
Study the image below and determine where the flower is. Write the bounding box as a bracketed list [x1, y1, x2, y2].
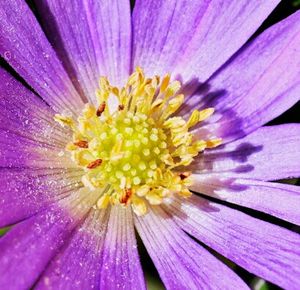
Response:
[0, 0, 299, 289]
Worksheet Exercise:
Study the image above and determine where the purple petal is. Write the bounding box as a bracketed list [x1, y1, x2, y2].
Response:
[0, 0, 84, 113]
[0, 129, 74, 168]
[34, 0, 132, 101]
[0, 68, 75, 168]
[166, 195, 300, 289]
[135, 206, 248, 290]
[191, 175, 300, 225]
[36, 209, 110, 290]
[189, 124, 300, 181]
[0, 198, 89, 290]
[0, 168, 82, 228]
[0, 68, 68, 146]
[100, 206, 146, 290]
[185, 10, 300, 142]
[132, 0, 279, 81]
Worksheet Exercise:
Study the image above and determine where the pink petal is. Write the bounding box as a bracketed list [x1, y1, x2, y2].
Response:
[189, 124, 300, 181]
[191, 175, 300, 225]
[135, 206, 248, 290]
[0, 0, 84, 113]
[36, 209, 110, 290]
[0, 167, 82, 227]
[34, 0, 132, 103]
[185, 11, 300, 142]
[133, 0, 279, 83]
[100, 206, 146, 290]
[0, 191, 92, 290]
[166, 195, 300, 289]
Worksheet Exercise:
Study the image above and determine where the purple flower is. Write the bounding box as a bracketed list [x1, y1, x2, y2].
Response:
[0, 0, 299, 289]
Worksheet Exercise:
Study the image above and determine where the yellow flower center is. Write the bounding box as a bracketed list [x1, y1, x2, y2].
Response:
[54, 68, 221, 215]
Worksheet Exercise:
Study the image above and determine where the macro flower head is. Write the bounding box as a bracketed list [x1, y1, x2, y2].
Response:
[0, 0, 300, 289]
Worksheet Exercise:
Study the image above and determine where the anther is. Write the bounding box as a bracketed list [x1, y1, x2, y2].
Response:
[179, 172, 191, 180]
[118, 104, 124, 111]
[120, 188, 132, 204]
[96, 102, 106, 117]
[87, 159, 102, 169]
[74, 140, 89, 148]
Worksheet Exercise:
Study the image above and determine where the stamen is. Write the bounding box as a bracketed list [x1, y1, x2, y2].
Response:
[120, 188, 132, 205]
[87, 159, 102, 169]
[54, 67, 222, 215]
[96, 101, 106, 117]
[74, 140, 89, 148]
[179, 172, 191, 180]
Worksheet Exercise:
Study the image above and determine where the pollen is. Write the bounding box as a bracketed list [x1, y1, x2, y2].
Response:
[54, 67, 221, 216]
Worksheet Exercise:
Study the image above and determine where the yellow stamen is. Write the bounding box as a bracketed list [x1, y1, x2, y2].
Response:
[54, 68, 222, 215]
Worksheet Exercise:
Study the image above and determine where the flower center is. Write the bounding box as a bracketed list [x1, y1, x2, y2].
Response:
[54, 68, 221, 215]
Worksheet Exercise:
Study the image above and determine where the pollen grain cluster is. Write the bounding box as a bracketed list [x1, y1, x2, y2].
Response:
[54, 68, 221, 216]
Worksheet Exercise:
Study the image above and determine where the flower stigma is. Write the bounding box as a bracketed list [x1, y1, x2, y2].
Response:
[54, 68, 222, 216]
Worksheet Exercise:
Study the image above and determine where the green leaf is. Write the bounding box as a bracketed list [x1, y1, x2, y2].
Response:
[278, 178, 298, 185]
[146, 274, 165, 290]
[251, 278, 270, 290]
[293, 0, 300, 7]
[0, 227, 10, 236]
